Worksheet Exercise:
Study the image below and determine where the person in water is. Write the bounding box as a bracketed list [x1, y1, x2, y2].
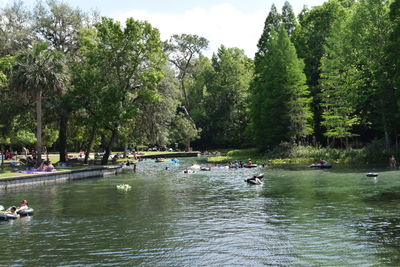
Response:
[234, 160, 239, 169]
[246, 175, 262, 184]
[247, 158, 253, 165]
[8, 206, 19, 217]
[16, 200, 28, 213]
[183, 168, 194, 174]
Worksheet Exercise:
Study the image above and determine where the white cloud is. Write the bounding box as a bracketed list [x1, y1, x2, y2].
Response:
[115, 3, 266, 58]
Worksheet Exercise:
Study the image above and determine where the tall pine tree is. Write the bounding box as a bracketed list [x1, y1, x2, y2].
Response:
[293, 0, 349, 144]
[254, 4, 281, 66]
[320, 18, 360, 147]
[282, 1, 297, 37]
[251, 26, 312, 150]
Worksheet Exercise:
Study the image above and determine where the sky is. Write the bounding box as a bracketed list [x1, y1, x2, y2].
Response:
[1, 0, 327, 58]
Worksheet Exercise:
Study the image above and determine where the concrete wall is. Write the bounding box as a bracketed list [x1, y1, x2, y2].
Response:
[0, 166, 122, 190]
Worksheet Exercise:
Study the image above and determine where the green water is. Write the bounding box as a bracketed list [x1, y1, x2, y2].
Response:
[1, 159, 400, 266]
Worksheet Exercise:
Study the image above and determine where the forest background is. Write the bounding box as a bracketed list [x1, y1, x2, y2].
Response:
[0, 0, 400, 165]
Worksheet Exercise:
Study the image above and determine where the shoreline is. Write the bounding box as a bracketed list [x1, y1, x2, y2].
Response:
[0, 166, 122, 190]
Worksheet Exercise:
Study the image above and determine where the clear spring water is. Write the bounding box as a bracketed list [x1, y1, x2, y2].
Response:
[1, 159, 400, 266]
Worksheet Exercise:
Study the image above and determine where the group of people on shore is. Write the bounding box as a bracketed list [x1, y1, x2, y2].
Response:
[20, 156, 56, 172]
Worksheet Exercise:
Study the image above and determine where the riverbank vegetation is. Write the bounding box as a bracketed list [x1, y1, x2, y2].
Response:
[1, 0, 400, 166]
[208, 138, 396, 167]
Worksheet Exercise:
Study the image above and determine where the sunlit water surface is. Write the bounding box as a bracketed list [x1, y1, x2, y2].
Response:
[1, 159, 400, 266]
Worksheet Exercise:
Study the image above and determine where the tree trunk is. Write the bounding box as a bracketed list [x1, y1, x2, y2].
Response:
[186, 140, 191, 152]
[58, 112, 69, 162]
[123, 142, 128, 158]
[36, 90, 43, 165]
[1, 144, 4, 169]
[101, 129, 118, 165]
[181, 79, 189, 110]
[84, 126, 96, 164]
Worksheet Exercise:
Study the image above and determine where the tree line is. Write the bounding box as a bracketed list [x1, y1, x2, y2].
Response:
[0, 0, 399, 164]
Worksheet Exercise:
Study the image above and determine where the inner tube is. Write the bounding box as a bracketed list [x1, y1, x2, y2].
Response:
[0, 214, 18, 221]
[246, 179, 263, 185]
[244, 164, 258, 168]
[366, 173, 379, 177]
[17, 208, 34, 217]
[244, 173, 264, 185]
[309, 164, 332, 169]
[200, 167, 211, 171]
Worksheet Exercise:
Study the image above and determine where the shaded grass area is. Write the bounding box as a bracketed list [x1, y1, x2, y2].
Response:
[0, 166, 96, 178]
[0, 170, 32, 178]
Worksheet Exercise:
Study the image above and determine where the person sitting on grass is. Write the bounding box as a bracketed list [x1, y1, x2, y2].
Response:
[112, 154, 119, 164]
[45, 161, 56, 172]
[27, 156, 36, 169]
[319, 160, 330, 167]
[37, 160, 56, 172]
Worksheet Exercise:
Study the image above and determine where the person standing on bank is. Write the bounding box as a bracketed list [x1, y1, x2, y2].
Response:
[389, 155, 397, 170]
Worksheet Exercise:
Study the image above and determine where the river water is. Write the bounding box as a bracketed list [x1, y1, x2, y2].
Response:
[1, 158, 400, 266]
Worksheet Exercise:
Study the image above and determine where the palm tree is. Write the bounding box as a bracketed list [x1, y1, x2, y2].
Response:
[10, 42, 68, 164]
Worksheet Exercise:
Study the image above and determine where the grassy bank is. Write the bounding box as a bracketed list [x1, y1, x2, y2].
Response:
[207, 141, 396, 167]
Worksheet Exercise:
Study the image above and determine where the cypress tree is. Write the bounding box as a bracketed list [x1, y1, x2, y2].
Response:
[282, 1, 297, 37]
[254, 4, 281, 65]
[251, 26, 312, 150]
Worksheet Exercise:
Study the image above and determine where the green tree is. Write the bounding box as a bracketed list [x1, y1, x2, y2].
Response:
[131, 64, 180, 147]
[10, 42, 68, 162]
[387, 0, 400, 147]
[169, 113, 200, 149]
[8, 113, 36, 149]
[202, 46, 253, 148]
[0, 0, 33, 56]
[33, 0, 94, 162]
[164, 34, 208, 150]
[255, 4, 281, 65]
[75, 17, 166, 164]
[165, 34, 208, 110]
[251, 27, 312, 150]
[293, 0, 349, 143]
[320, 0, 393, 147]
[320, 18, 360, 146]
[282, 1, 297, 37]
[0, 55, 17, 166]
